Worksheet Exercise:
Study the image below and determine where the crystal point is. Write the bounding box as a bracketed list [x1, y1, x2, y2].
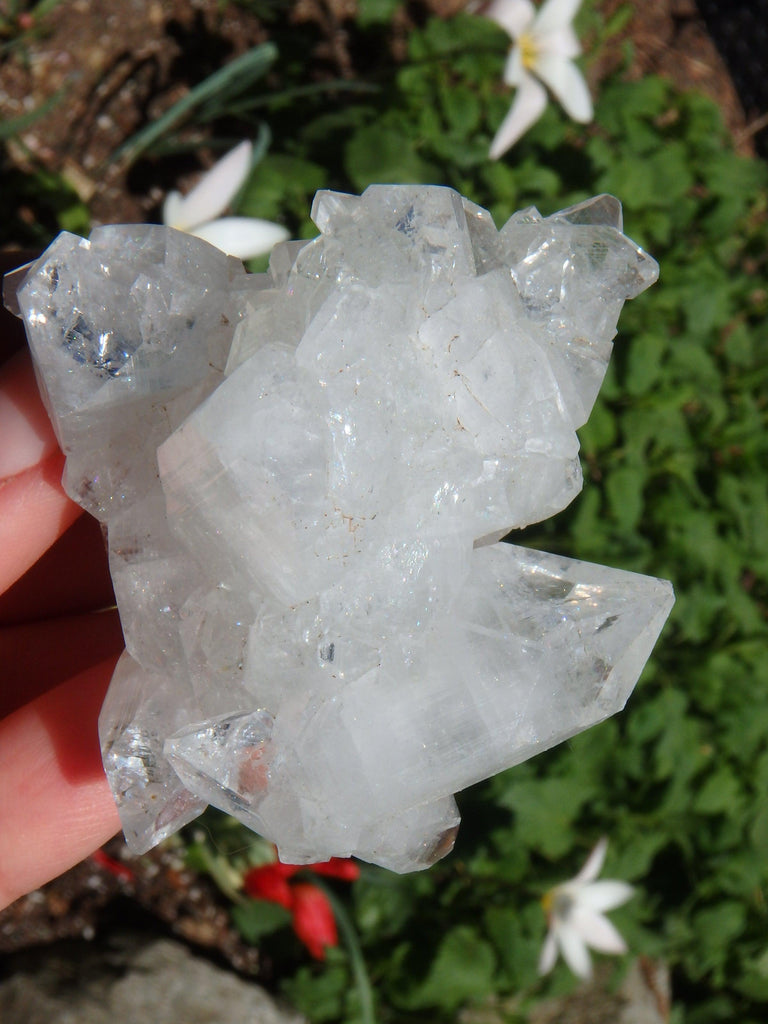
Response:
[99, 652, 207, 853]
[7, 186, 673, 870]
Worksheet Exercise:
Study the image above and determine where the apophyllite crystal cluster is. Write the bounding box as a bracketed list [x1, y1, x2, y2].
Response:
[9, 185, 674, 872]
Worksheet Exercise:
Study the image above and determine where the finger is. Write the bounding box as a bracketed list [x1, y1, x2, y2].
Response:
[0, 450, 82, 595]
[0, 656, 122, 912]
[0, 349, 58, 480]
[0, 340, 82, 596]
[0, 513, 114, 626]
[0, 608, 123, 719]
[0, 250, 37, 365]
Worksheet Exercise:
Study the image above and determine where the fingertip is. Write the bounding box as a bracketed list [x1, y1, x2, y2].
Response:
[0, 656, 122, 911]
[0, 450, 82, 594]
[0, 349, 58, 480]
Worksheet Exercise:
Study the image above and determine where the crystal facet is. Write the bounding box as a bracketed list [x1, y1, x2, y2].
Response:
[8, 187, 674, 871]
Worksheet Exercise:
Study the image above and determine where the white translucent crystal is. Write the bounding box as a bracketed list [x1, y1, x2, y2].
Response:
[14, 224, 255, 520]
[9, 186, 673, 871]
[100, 651, 207, 853]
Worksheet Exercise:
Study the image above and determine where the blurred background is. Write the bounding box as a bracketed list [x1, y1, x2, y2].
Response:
[1, 2, 767, 1022]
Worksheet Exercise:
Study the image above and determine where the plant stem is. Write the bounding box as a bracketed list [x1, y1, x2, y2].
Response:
[317, 881, 377, 1024]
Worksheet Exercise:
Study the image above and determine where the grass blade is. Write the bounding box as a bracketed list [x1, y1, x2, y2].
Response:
[113, 41, 278, 166]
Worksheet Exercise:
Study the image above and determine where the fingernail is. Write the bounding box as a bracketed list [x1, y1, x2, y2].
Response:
[0, 350, 58, 481]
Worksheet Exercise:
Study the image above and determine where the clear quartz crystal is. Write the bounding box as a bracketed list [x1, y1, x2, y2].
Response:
[8, 187, 674, 871]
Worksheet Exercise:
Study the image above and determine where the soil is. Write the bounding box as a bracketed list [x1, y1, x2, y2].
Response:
[0, 0, 761, 1004]
[0, 836, 266, 978]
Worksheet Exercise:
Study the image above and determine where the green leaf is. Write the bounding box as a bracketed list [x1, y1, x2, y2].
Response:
[721, 321, 754, 369]
[345, 123, 440, 191]
[398, 926, 497, 1011]
[654, 707, 705, 784]
[605, 462, 646, 532]
[440, 85, 481, 135]
[609, 830, 667, 881]
[231, 898, 292, 944]
[602, 3, 635, 40]
[647, 143, 694, 202]
[408, 11, 504, 62]
[495, 776, 595, 858]
[749, 797, 768, 858]
[484, 904, 541, 985]
[515, 159, 562, 202]
[354, 874, 427, 938]
[626, 688, 687, 745]
[736, 963, 768, 1002]
[282, 962, 350, 1022]
[357, 0, 400, 26]
[238, 153, 326, 227]
[56, 200, 91, 236]
[596, 76, 670, 135]
[691, 901, 747, 976]
[624, 332, 668, 396]
[596, 156, 657, 211]
[417, 101, 444, 148]
[704, 149, 768, 198]
[682, 287, 733, 338]
[692, 766, 742, 815]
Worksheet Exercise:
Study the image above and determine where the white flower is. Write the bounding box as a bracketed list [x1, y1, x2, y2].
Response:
[481, 0, 593, 158]
[539, 837, 633, 979]
[162, 140, 289, 260]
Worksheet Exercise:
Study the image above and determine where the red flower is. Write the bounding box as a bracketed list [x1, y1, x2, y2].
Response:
[243, 862, 294, 909]
[90, 848, 135, 883]
[307, 857, 361, 881]
[242, 852, 359, 959]
[291, 883, 338, 960]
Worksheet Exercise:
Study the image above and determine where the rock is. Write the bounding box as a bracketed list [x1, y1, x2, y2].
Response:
[0, 931, 305, 1024]
[459, 959, 671, 1024]
[528, 959, 671, 1024]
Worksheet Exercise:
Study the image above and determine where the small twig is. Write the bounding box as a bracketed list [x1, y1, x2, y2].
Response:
[735, 110, 768, 145]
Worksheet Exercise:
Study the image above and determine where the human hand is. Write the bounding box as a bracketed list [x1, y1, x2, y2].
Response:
[0, 256, 123, 911]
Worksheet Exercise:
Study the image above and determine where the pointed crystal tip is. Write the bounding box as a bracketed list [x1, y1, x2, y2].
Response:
[557, 193, 624, 231]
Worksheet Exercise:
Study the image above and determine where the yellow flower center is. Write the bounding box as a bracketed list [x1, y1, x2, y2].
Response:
[541, 886, 574, 921]
[519, 32, 539, 71]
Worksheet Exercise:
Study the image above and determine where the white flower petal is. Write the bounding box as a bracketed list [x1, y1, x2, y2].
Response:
[538, 928, 559, 975]
[572, 907, 628, 955]
[170, 140, 253, 231]
[162, 190, 185, 229]
[483, 0, 535, 39]
[539, 24, 581, 59]
[573, 837, 608, 884]
[191, 217, 289, 260]
[535, 54, 593, 123]
[489, 71, 548, 158]
[542, 838, 632, 978]
[533, 0, 583, 35]
[580, 879, 634, 913]
[557, 923, 593, 978]
[502, 43, 525, 87]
